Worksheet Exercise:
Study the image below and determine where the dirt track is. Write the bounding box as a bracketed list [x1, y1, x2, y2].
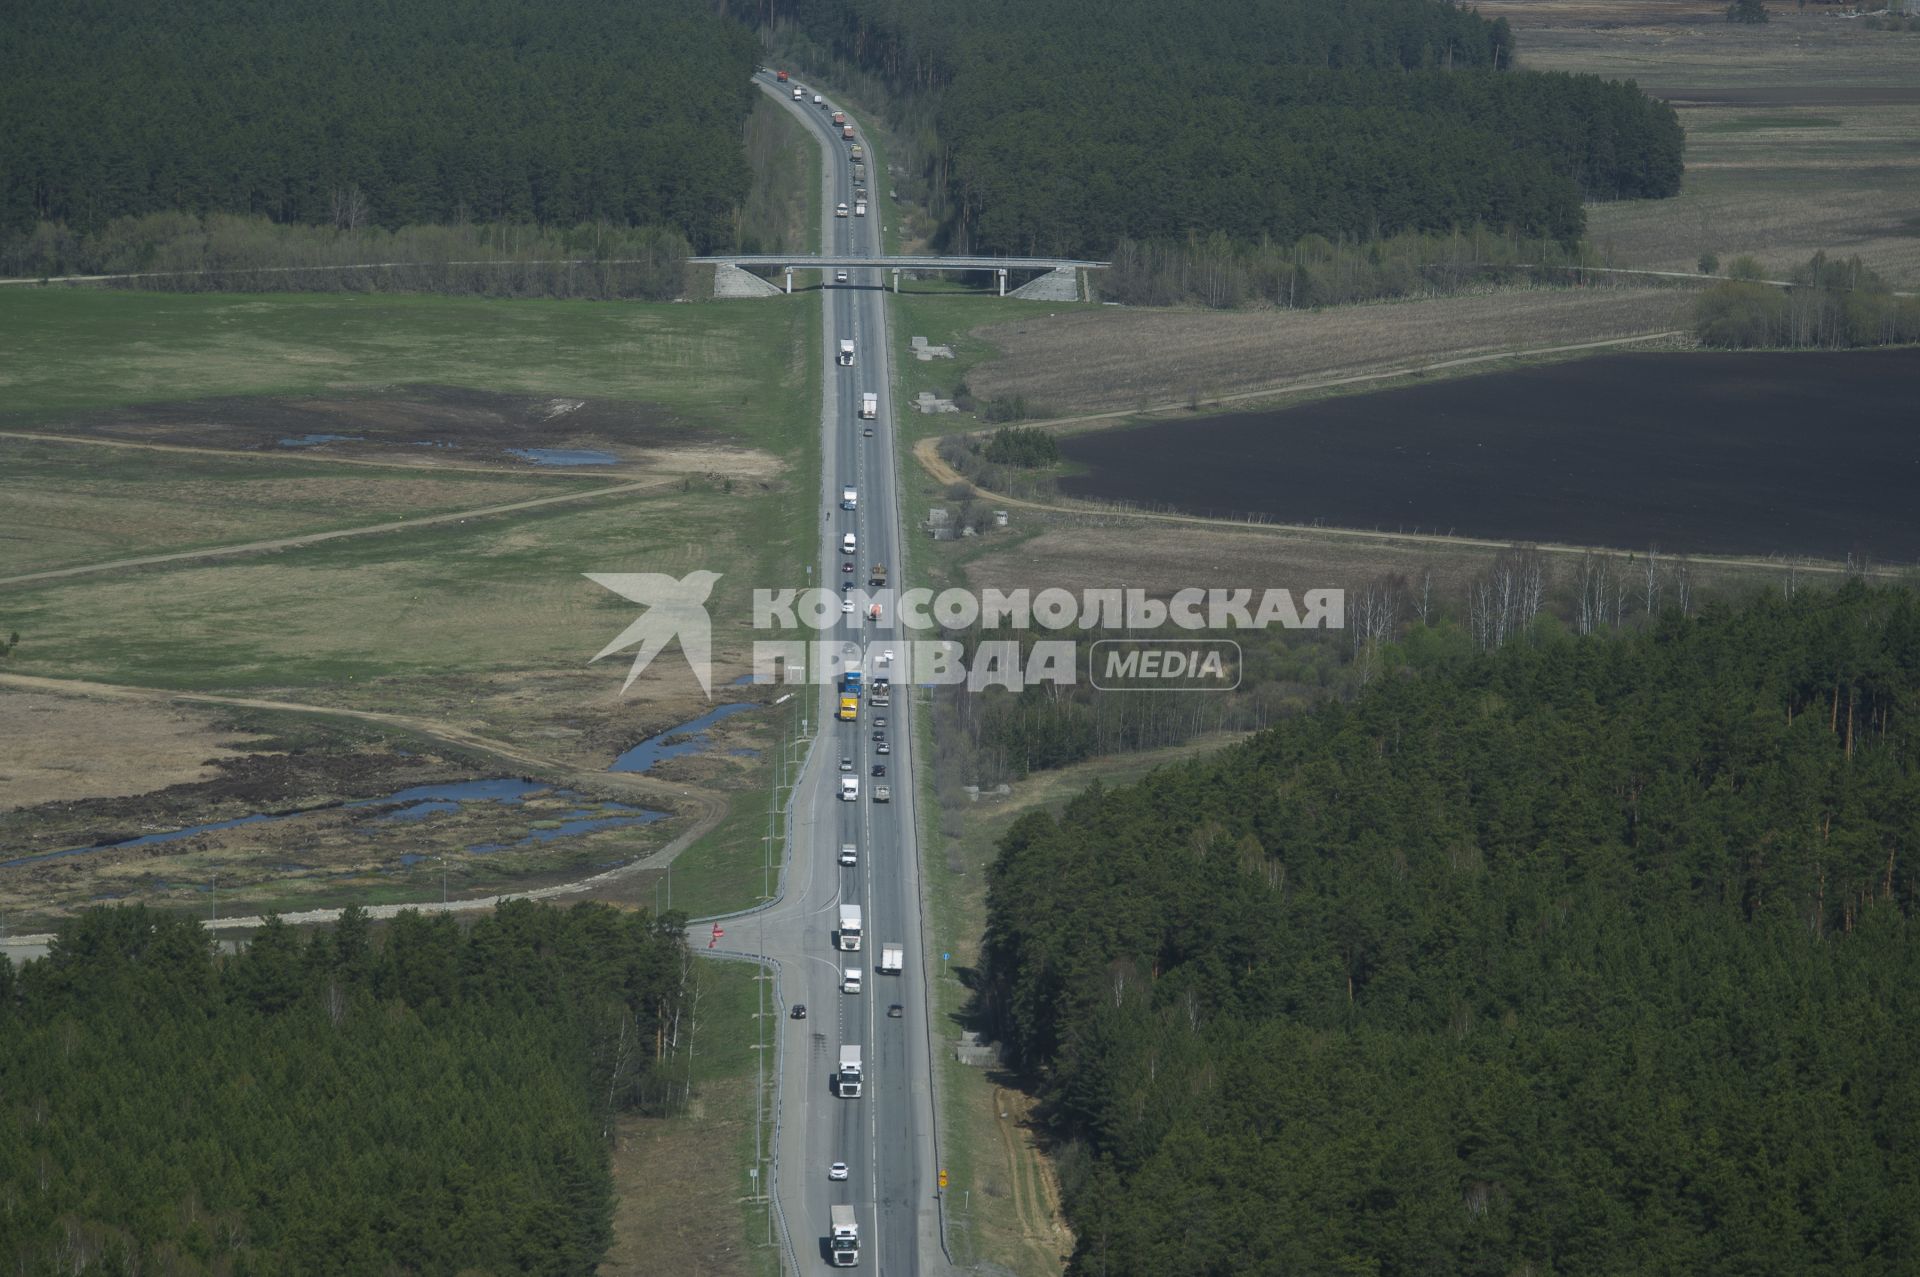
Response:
[0, 477, 672, 587]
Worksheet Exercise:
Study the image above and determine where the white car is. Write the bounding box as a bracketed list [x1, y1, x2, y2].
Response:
[882, 649, 894, 663]
[841, 598, 854, 614]
[829, 1161, 849, 1181]
[835, 270, 849, 283]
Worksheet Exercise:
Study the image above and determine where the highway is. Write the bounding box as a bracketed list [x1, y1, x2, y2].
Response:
[707, 73, 943, 1274]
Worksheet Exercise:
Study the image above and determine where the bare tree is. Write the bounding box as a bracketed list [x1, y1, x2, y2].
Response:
[329, 184, 369, 232]
[1643, 546, 1661, 616]
[1672, 554, 1694, 615]
[1466, 545, 1546, 649]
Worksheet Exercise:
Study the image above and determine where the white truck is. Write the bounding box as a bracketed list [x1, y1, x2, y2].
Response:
[860, 392, 877, 420]
[841, 485, 858, 510]
[792, 85, 804, 100]
[838, 903, 863, 950]
[837, 338, 855, 366]
[839, 775, 859, 801]
[834, 201, 849, 218]
[842, 532, 857, 555]
[879, 943, 904, 975]
[836, 1045, 863, 1097]
[838, 842, 858, 866]
[854, 198, 867, 217]
[873, 785, 891, 804]
[842, 967, 863, 994]
[830, 1203, 860, 1265]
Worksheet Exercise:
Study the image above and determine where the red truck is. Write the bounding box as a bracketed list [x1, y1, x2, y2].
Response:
[841, 125, 855, 141]
[832, 111, 846, 127]
[776, 69, 789, 82]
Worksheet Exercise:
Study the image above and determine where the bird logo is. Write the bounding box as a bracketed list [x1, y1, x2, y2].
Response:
[585, 570, 722, 698]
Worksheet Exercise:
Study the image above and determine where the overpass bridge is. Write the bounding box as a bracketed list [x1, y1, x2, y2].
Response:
[691, 253, 1110, 298]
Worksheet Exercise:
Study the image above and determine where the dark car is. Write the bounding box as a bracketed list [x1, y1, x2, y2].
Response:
[887, 1004, 903, 1019]
[842, 561, 854, 573]
[871, 763, 888, 777]
[871, 730, 885, 742]
[791, 1004, 807, 1019]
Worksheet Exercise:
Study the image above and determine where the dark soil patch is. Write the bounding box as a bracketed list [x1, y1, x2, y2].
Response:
[1056, 348, 1920, 562]
[6, 384, 704, 468]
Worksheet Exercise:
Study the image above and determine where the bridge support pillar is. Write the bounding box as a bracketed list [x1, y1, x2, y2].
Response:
[997, 269, 1007, 297]
[784, 267, 793, 295]
[892, 269, 900, 294]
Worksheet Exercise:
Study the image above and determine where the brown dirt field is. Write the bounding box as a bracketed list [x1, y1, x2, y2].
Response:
[7, 385, 782, 481]
[603, 1078, 759, 1277]
[0, 691, 273, 808]
[963, 288, 1687, 416]
[1500, 7, 1920, 285]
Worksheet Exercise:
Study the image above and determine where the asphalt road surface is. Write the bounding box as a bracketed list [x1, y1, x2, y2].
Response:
[702, 73, 944, 1275]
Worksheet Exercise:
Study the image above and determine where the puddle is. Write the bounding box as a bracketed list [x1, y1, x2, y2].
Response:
[279, 433, 360, 447]
[509, 447, 618, 466]
[609, 703, 758, 773]
[468, 808, 664, 855]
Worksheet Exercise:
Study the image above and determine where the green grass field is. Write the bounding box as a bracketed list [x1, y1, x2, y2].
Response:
[0, 435, 583, 576]
[0, 289, 815, 426]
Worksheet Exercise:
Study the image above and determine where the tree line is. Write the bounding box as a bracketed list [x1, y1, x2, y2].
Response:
[2, 213, 694, 300]
[751, 0, 1682, 255]
[981, 582, 1920, 1274]
[1, 0, 760, 251]
[0, 900, 692, 1275]
[1694, 252, 1920, 349]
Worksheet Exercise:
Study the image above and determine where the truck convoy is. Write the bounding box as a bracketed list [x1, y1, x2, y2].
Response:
[830, 1204, 860, 1266]
[879, 943, 904, 974]
[841, 124, 855, 140]
[836, 1047, 863, 1098]
[869, 564, 887, 587]
[838, 903, 862, 950]
[860, 392, 877, 419]
[854, 198, 867, 217]
[832, 110, 845, 126]
[850, 144, 863, 161]
[837, 339, 855, 366]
